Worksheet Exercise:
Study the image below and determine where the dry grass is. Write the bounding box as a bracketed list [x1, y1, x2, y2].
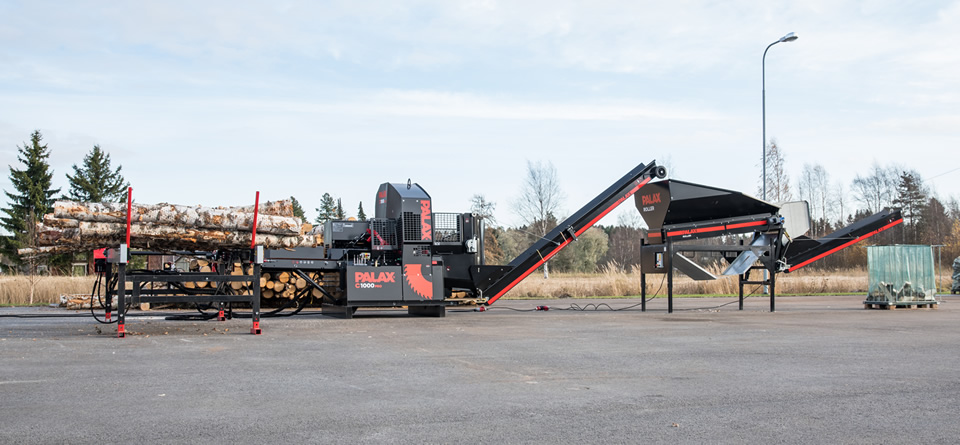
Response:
[0, 265, 951, 305]
[506, 263, 872, 299]
[0, 276, 97, 306]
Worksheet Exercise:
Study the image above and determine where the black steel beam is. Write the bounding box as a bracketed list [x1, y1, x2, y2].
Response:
[784, 208, 902, 272]
[480, 161, 665, 304]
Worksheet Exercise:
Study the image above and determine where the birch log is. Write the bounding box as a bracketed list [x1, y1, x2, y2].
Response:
[32, 221, 319, 250]
[53, 201, 302, 235]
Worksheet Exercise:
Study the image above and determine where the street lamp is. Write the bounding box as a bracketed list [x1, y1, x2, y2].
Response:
[761, 32, 797, 303]
[762, 32, 798, 201]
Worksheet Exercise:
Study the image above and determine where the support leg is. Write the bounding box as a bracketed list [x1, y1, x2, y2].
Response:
[251, 263, 262, 334]
[739, 270, 746, 311]
[667, 243, 674, 314]
[640, 272, 647, 312]
[667, 267, 674, 314]
[104, 267, 113, 323]
[769, 268, 776, 313]
[117, 263, 126, 338]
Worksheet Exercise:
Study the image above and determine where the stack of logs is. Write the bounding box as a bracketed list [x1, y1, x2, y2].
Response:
[21, 199, 322, 255]
[184, 258, 331, 302]
[260, 271, 317, 300]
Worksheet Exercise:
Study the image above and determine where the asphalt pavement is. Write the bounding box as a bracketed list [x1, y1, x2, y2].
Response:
[2, 294, 958, 444]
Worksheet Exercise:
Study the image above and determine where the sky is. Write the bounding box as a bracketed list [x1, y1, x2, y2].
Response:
[2, 0, 959, 230]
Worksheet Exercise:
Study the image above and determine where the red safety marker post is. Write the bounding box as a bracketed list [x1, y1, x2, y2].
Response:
[250, 191, 262, 335]
[125, 187, 133, 248]
[250, 191, 260, 249]
[118, 186, 133, 337]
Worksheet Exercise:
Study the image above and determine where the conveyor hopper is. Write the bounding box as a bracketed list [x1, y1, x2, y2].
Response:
[632, 178, 903, 312]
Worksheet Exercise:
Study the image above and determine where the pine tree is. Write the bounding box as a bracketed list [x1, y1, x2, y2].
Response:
[65, 145, 129, 202]
[314, 193, 337, 225]
[357, 202, 367, 221]
[2, 130, 61, 261]
[290, 196, 307, 223]
[892, 170, 927, 243]
[335, 198, 345, 219]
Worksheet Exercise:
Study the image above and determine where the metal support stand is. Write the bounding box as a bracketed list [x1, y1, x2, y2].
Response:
[738, 265, 777, 312]
[117, 262, 126, 338]
[770, 271, 776, 312]
[107, 245, 263, 337]
[251, 262, 261, 335]
[739, 273, 745, 310]
[667, 241, 674, 314]
[640, 271, 647, 312]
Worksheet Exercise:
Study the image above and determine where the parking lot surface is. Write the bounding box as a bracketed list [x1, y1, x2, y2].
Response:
[2, 294, 958, 444]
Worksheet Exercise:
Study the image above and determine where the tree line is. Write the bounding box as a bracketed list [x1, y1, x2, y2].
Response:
[761, 140, 960, 268]
[478, 150, 960, 275]
[5, 130, 956, 275]
[1, 131, 128, 272]
[0, 130, 373, 274]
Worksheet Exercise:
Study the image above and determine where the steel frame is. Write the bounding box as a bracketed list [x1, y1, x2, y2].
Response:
[105, 246, 262, 337]
[640, 222, 785, 313]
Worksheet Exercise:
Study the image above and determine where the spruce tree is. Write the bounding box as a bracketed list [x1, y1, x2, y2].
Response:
[65, 145, 129, 202]
[314, 193, 337, 225]
[357, 202, 367, 221]
[2, 130, 61, 260]
[335, 198, 345, 219]
[290, 196, 307, 223]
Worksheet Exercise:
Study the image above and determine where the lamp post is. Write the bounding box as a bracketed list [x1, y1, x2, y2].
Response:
[762, 32, 797, 302]
[762, 32, 798, 201]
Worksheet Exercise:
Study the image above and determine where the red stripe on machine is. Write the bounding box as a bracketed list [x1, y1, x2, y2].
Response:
[575, 177, 651, 237]
[726, 221, 767, 230]
[487, 238, 573, 305]
[667, 225, 725, 237]
[666, 220, 768, 238]
[787, 218, 903, 272]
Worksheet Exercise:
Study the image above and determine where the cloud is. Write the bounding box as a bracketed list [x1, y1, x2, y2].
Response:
[874, 115, 960, 133]
[2, 0, 959, 226]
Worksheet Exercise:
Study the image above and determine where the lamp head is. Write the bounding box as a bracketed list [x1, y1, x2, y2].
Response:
[779, 32, 798, 42]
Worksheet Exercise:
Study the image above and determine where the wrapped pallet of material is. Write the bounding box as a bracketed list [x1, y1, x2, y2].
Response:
[865, 245, 938, 307]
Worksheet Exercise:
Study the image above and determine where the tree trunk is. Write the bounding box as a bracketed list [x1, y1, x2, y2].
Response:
[53, 201, 303, 235]
[31, 221, 320, 251]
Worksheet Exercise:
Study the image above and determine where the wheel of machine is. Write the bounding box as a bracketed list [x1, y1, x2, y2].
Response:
[655, 166, 667, 179]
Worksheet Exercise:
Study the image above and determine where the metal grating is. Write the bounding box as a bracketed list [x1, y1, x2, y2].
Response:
[402, 212, 422, 242]
[370, 219, 398, 250]
[433, 212, 462, 243]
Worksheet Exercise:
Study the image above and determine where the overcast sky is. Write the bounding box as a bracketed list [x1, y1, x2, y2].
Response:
[2, 0, 958, 228]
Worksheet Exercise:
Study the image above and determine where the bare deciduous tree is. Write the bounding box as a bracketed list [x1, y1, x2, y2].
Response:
[758, 139, 791, 202]
[831, 180, 847, 226]
[470, 194, 497, 225]
[851, 162, 899, 213]
[514, 160, 565, 278]
[797, 163, 830, 236]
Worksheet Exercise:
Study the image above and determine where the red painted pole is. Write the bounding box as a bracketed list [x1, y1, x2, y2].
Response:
[250, 191, 260, 248]
[125, 187, 133, 248]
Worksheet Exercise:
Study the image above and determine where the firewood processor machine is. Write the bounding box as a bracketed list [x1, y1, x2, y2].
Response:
[95, 160, 902, 337]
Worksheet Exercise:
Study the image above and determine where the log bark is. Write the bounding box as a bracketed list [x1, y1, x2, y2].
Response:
[53, 201, 302, 235]
[33, 221, 320, 251]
